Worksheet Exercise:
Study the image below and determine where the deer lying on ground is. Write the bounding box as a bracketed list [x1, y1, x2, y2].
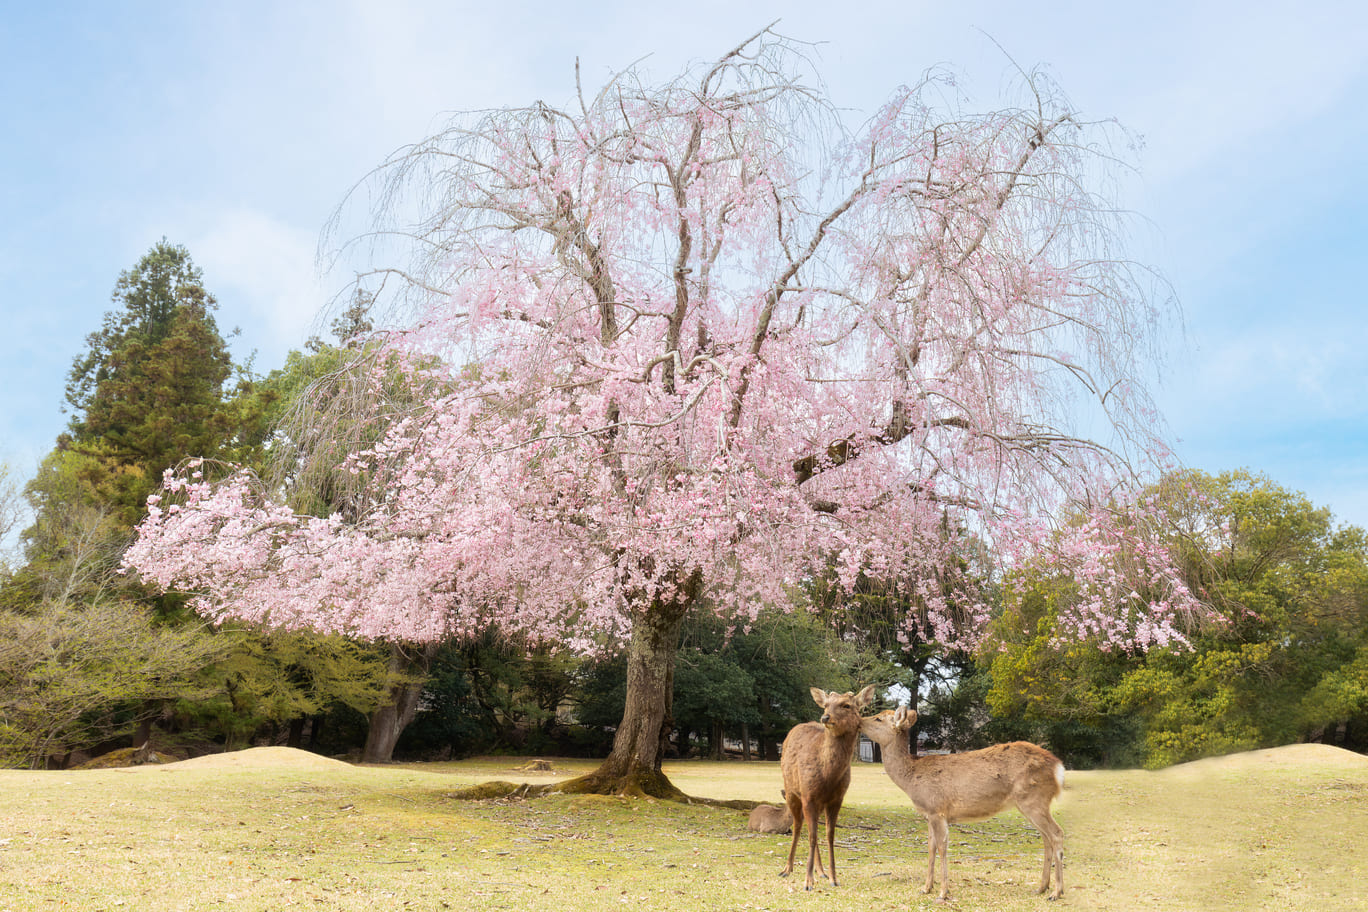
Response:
[860, 706, 1065, 901]
[747, 803, 792, 834]
[779, 685, 876, 890]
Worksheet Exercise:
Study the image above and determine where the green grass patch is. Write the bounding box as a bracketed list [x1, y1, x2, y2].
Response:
[0, 744, 1365, 910]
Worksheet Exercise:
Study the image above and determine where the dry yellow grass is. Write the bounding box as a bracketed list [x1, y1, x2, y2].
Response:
[0, 744, 1363, 910]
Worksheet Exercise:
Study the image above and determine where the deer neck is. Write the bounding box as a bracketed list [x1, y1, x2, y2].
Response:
[819, 727, 856, 770]
[879, 728, 918, 780]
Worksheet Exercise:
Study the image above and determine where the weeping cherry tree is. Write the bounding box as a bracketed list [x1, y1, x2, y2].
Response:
[125, 30, 1202, 796]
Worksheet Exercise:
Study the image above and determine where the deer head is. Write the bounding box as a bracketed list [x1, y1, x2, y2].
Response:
[861, 704, 917, 746]
[811, 685, 876, 732]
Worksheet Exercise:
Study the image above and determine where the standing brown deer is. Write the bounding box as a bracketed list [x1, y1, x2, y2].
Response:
[861, 706, 1066, 901]
[779, 684, 876, 890]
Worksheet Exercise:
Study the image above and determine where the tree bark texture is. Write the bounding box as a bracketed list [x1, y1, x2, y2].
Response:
[361, 641, 436, 763]
[566, 600, 689, 798]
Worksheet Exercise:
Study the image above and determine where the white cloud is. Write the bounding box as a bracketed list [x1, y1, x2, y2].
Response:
[190, 209, 331, 368]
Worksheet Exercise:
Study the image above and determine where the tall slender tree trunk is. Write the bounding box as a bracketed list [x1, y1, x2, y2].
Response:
[906, 651, 929, 758]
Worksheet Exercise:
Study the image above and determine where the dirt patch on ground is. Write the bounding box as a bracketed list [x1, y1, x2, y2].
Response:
[125, 746, 354, 772]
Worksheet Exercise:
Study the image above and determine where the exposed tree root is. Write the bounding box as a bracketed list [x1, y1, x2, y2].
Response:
[446, 771, 761, 809]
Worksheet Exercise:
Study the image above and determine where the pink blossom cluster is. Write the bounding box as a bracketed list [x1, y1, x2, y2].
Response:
[998, 488, 1214, 653]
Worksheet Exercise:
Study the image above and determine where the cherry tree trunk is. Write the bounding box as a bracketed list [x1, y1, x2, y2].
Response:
[568, 601, 689, 798]
[361, 641, 436, 764]
[362, 695, 421, 764]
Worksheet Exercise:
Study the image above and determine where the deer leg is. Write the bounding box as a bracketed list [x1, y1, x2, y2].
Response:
[780, 796, 804, 878]
[799, 804, 823, 890]
[1053, 828, 1065, 900]
[930, 815, 951, 902]
[921, 817, 937, 895]
[1020, 803, 1065, 899]
[812, 813, 829, 881]
[825, 807, 840, 886]
[1043, 815, 1065, 899]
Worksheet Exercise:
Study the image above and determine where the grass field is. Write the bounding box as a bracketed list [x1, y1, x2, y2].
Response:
[1, 743, 1365, 911]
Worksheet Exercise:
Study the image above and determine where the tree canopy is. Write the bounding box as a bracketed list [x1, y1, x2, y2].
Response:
[50, 240, 239, 528]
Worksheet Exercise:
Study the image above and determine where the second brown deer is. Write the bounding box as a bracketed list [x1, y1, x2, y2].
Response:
[861, 706, 1066, 901]
[779, 684, 876, 890]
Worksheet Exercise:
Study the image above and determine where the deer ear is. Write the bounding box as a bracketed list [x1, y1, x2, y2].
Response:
[893, 705, 907, 726]
[810, 687, 828, 708]
[854, 684, 876, 709]
[901, 707, 919, 730]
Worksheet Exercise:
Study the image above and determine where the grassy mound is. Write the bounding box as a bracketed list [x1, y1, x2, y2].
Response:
[1169, 742, 1368, 774]
[137, 746, 354, 771]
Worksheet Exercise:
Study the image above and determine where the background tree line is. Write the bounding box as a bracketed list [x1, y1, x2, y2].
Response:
[2, 241, 1365, 770]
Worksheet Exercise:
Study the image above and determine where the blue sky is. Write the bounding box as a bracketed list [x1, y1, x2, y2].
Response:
[3, 0, 1366, 532]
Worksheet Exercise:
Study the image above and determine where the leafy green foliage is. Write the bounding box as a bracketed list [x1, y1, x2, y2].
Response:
[65, 240, 221, 421]
[389, 635, 587, 758]
[178, 627, 394, 749]
[4, 463, 126, 611]
[0, 245, 409, 762]
[60, 240, 240, 527]
[392, 643, 489, 758]
[13, 241, 243, 619]
[985, 470, 1368, 768]
[0, 600, 226, 767]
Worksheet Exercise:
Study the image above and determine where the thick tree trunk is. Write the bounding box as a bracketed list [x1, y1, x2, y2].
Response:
[363, 699, 417, 763]
[563, 599, 690, 798]
[361, 641, 436, 763]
